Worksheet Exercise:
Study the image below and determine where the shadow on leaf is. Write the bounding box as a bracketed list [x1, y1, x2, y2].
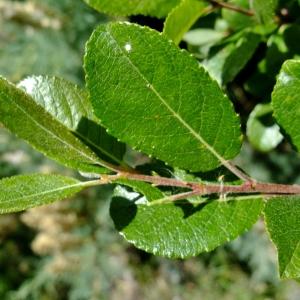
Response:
[110, 197, 138, 231]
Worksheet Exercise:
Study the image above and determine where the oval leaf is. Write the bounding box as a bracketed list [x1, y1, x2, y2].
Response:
[163, 0, 211, 45]
[85, 22, 242, 172]
[272, 59, 300, 151]
[83, 0, 180, 18]
[0, 76, 108, 173]
[246, 103, 283, 152]
[18, 76, 126, 168]
[0, 174, 85, 213]
[264, 196, 300, 279]
[110, 187, 264, 258]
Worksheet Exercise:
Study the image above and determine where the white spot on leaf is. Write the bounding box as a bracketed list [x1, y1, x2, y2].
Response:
[124, 43, 132, 52]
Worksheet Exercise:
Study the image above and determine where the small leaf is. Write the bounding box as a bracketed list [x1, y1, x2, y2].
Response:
[264, 197, 300, 279]
[110, 188, 264, 258]
[272, 60, 300, 151]
[246, 103, 283, 152]
[204, 30, 261, 84]
[251, 0, 278, 24]
[183, 28, 226, 46]
[115, 178, 164, 201]
[83, 0, 180, 18]
[85, 22, 242, 172]
[0, 77, 108, 173]
[18, 76, 126, 168]
[163, 0, 211, 45]
[0, 174, 85, 213]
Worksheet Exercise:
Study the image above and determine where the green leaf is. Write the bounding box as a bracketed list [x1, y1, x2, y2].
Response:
[264, 197, 300, 279]
[251, 0, 278, 24]
[272, 60, 300, 151]
[0, 174, 85, 213]
[85, 22, 242, 172]
[110, 187, 264, 258]
[163, 0, 211, 45]
[222, 0, 257, 31]
[245, 31, 289, 98]
[183, 28, 226, 46]
[246, 104, 283, 152]
[83, 0, 180, 18]
[0, 77, 109, 173]
[115, 178, 164, 201]
[204, 30, 261, 84]
[18, 76, 126, 168]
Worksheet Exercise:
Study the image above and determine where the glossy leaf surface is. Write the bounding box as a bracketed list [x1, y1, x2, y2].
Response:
[0, 77, 106, 173]
[264, 197, 300, 279]
[272, 60, 300, 151]
[0, 174, 84, 213]
[111, 186, 264, 258]
[19, 76, 126, 168]
[83, 0, 180, 18]
[85, 22, 242, 172]
[163, 0, 211, 45]
[246, 104, 283, 152]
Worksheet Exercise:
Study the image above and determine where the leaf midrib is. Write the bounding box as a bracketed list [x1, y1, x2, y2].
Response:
[75, 130, 124, 166]
[1, 84, 102, 166]
[106, 27, 229, 167]
[282, 239, 300, 277]
[0, 181, 87, 204]
[22, 77, 123, 168]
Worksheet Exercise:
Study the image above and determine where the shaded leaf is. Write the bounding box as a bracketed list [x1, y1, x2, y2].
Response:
[0, 174, 85, 213]
[251, 0, 278, 24]
[18, 76, 126, 168]
[83, 0, 180, 18]
[246, 103, 283, 152]
[111, 186, 264, 258]
[163, 0, 211, 45]
[264, 197, 300, 279]
[85, 22, 241, 172]
[0, 77, 108, 173]
[272, 60, 300, 151]
[245, 31, 289, 98]
[222, 0, 256, 31]
[204, 29, 261, 84]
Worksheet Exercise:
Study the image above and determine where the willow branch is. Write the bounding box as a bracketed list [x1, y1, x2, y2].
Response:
[101, 172, 300, 198]
[208, 0, 254, 16]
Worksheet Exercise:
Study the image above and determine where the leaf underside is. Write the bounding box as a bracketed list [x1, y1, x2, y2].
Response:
[0, 174, 84, 213]
[85, 22, 242, 172]
[18, 76, 126, 168]
[0, 77, 106, 173]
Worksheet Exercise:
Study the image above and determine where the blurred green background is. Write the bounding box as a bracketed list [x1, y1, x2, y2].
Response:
[1, 0, 300, 299]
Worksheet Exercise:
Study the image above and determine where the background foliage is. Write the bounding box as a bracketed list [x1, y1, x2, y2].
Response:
[1, 0, 300, 299]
